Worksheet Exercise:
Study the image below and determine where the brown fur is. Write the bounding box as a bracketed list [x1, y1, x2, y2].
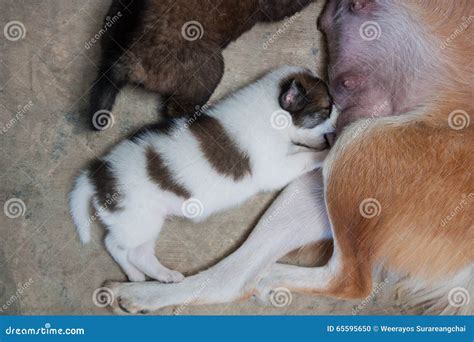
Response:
[93, 0, 315, 122]
[189, 115, 252, 181]
[88, 160, 122, 212]
[146, 148, 191, 198]
[313, 0, 473, 300]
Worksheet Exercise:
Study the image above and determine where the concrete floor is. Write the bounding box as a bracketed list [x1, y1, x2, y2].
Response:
[1, 0, 404, 315]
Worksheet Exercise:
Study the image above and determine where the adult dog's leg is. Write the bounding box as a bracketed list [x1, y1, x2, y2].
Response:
[256, 113, 473, 304]
[108, 170, 331, 314]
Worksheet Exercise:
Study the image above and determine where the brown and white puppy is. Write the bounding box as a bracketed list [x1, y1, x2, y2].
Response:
[89, 0, 314, 129]
[71, 66, 336, 283]
[106, 0, 472, 315]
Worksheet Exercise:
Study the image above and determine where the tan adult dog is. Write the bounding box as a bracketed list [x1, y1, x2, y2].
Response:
[107, 0, 473, 314]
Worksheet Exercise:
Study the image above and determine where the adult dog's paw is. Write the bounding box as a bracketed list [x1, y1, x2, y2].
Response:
[104, 281, 151, 315]
[253, 282, 293, 309]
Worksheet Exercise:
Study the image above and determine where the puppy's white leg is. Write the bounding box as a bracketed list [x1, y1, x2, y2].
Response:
[108, 170, 331, 314]
[128, 240, 184, 283]
[105, 235, 146, 282]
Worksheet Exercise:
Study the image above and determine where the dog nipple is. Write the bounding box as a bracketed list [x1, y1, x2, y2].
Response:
[343, 78, 358, 90]
[352, 1, 363, 10]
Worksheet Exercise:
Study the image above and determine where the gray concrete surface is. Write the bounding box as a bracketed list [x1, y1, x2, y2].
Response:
[1, 0, 403, 315]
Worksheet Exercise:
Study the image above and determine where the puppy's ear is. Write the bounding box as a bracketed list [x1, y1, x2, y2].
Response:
[280, 79, 307, 112]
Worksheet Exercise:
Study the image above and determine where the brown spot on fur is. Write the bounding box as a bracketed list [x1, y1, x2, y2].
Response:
[190, 115, 251, 181]
[146, 148, 191, 198]
[88, 160, 122, 212]
[279, 72, 332, 128]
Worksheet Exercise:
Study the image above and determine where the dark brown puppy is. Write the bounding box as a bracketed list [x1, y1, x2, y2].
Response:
[89, 0, 314, 130]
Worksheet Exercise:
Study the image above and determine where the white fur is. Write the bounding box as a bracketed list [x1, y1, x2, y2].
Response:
[106, 170, 337, 313]
[106, 155, 472, 315]
[69, 171, 94, 244]
[70, 66, 336, 283]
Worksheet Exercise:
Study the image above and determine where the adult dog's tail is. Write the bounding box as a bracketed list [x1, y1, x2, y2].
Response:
[69, 171, 95, 244]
